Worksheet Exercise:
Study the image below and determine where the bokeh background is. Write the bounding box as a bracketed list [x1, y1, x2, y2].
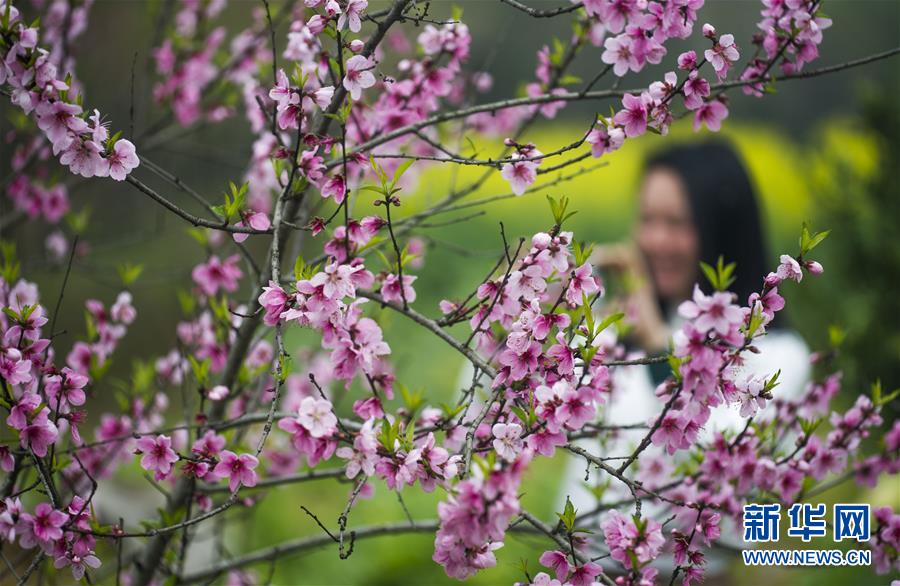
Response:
[2, 1, 899, 584]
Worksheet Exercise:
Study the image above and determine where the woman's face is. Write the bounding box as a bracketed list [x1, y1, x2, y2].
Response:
[636, 167, 700, 303]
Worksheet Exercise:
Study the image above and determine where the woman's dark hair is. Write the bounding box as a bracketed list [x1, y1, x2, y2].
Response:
[644, 141, 770, 310]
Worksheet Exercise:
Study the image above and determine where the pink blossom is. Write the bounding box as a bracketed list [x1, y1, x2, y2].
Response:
[296, 396, 338, 438]
[320, 174, 347, 203]
[337, 0, 367, 33]
[500, 154, 541, 196]
[106, 139, 140, 181]
[539, 550, 570, 582]
[233, 212, 271, 243]
[19, 408, 58, 457]
[18, 502, 68, 547]
[7, 392, 41, 431]
[60, 139, 106, 178]
[35, 100, 88, 151]
[569, 562, 604, 586]
[693, 98, 728, 131]
[381, 273, 417, 304]
[208, 385, 229, 400]
[613, 92, 650, 137]
[651, 412, 687, 454]
[135, 434, 179, 480]
[601, 34, 639, 77]
[705, 33, 740, 79]
[110, 291, 137, 324]
[564, 262, 601, 306]
[491, 422, 523, 461]
[0, 348, 32, 385]
[677, 50, 698, 70]
[342, 55, 376, 101]
[192, 255, 243, 296]
[682, 70, 710, 110]
[602, 510, 664, 568]
[53, 550, 102, 580]
[45, 367, 89, 410]
[776, 254, 803, 282]
[586, 121, 625, 158]
[678, 285, 743, 337]
[213, 450, 259, 492]
[258, 281, 289, 325]
[805, 260, 824, 275]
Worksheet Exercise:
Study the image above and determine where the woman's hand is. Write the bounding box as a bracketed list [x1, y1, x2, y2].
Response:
[590, 243, 670, 354]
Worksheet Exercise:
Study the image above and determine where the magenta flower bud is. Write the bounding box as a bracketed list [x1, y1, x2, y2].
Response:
[805, 260, 824, 275]
[764, 271, 781, 287]
[702, 23, 717, 39]
[348, 39, 364, 53]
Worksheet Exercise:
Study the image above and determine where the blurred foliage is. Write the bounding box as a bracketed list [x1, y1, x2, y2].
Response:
[792, 88, 900, 422]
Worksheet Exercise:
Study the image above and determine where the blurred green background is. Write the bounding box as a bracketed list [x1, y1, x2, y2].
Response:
[2, 1, 899, 584]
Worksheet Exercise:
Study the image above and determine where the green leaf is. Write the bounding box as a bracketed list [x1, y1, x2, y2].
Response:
[595, 311, 625, 335]
[799, 222, 830, 256]
[700, 256, 736, 291]
[176, 289, 196, 316]
[827, 324, 846, 348]
[188, 356, 211, 386]
[557, 74, 582, 86]
[390, 160, 415, 191]
[556, 496, 577, 533]
[117, 262, 143, 287]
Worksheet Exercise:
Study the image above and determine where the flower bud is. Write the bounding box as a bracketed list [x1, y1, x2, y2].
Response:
[805, 260, 824, 275]
[307, 15, 326, 35]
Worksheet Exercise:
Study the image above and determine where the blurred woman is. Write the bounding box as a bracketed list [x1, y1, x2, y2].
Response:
[562, 141, 811, 567]
[590, 141, 808, 400]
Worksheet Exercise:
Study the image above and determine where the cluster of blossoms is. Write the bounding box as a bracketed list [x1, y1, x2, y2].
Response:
[5, 174, 68, 224]
[602, 511, 666, 582]
[433, 458, 526, 579]
[257, 6, 479, 214]
[0, 1, 139, 180]
[740, 0, 832, 95]
[0, 273, 139, 577]
[498, 0, 832, 195]
[134, 431, 259, 494]
[151, 0, 233, 125]
[0, 496, 102, 580]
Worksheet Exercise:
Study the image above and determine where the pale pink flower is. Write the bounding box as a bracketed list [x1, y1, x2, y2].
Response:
[693, 99, 728, 132]
[342, 55, 376, 100]
[500, 152, 541, 196]
[491, 422, 523, 461]
[705, 33, 739, 79]
[106, 139, 140, 181]
[586, 122, 625, 158]
[381, 273, 417, 304]
[678, 285, 743, 336]
[296, 396, 338, 438]
[337, 0, 367, 33]
[776, 254, 803, 283]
